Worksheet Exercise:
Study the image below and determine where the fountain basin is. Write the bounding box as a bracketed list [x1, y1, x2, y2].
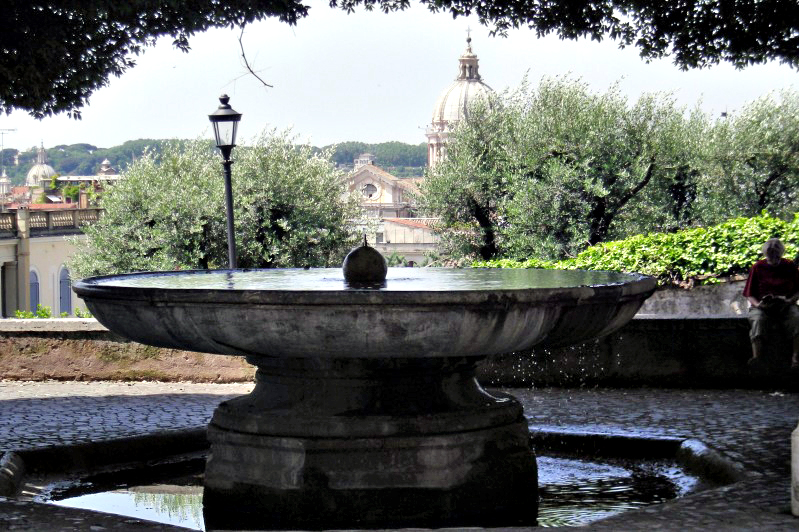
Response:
[74, 268, 655, 357]
[73, 267, 655, 529]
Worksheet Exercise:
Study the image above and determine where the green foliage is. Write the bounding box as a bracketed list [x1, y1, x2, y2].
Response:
[15, 304, 55, 319]
[385, 251, 406, 266]
[697, 89, 799, 223]
[13, 305, 91, 318]
[68, 130, 362, 278]
[3, 140, 172, 186]
[74, 307, 93, 318]
[320, 141, 426, 172]
[5, 139, 423, 187]
[423, 78, 799, 266]
[62, 184, 81, 202]
[474, 213, 799, 286]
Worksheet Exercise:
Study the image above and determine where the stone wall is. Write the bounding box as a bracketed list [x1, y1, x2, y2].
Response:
[0, 319, 255, 382]
[479, 280, 798, 390]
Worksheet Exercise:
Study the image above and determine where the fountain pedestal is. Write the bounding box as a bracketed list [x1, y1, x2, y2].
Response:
[203, 356, 537, 530]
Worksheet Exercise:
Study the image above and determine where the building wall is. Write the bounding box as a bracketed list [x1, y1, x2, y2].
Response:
[0, 209, 91, 317]
[28, 235, 84, 315]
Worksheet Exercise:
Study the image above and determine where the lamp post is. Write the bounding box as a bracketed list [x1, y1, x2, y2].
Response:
[209, 94, 242, 269]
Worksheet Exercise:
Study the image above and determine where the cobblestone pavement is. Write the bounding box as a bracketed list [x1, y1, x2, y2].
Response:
[0, 381, 253, 450]
[0, 381, 796, 530]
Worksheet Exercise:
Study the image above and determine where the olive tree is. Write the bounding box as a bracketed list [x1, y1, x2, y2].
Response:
[419, 92, 520, 260]
[420, 77, 706, 261]
[697, 89, 799, 223]
[69, 130, 361, 278]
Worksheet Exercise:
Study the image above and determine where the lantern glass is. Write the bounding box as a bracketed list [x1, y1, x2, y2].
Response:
[212, 120, 238, 148]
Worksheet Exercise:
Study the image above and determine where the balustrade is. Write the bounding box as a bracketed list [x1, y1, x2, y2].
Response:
[0, 208, 103, 237]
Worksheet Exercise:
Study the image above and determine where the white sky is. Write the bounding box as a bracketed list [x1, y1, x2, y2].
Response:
[2, 3, 797, 152]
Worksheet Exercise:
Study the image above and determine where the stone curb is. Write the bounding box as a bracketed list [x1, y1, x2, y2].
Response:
[0, 452, 25, 497]
[529, 429, 744, 486]
[676, 438, 746, 484]
[0, 428, 208, 497]
[0, 318, 106, 332]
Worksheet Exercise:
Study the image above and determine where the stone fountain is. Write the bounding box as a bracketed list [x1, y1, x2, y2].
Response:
[73, 246, 655, 530]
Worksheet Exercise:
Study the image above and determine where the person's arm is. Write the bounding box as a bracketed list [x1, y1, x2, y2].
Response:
[787, 285, 799, 304]
[743, 262, 760, 307]
[788, 264, 799, 304]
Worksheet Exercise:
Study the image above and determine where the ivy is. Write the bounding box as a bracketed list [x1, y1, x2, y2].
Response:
[473, 212, 799, 286]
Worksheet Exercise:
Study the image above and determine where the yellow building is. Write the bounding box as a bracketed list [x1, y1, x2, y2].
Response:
[0, 207, 99, 317]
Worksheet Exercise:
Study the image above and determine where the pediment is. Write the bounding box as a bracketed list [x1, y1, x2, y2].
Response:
[349, 165, 399, 188]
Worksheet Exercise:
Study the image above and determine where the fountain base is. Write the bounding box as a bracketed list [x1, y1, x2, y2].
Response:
[203, 356, 538, 529]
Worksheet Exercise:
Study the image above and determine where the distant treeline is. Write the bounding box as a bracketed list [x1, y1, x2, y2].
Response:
[1, 139, 169, 185]
[1, 139, 427, 185]
[319, 141, 427, 168]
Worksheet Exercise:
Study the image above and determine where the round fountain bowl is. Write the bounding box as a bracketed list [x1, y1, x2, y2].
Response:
[73, 267, 656, 359]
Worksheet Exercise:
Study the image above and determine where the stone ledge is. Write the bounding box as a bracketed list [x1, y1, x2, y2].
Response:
[0, 319, 107, 333]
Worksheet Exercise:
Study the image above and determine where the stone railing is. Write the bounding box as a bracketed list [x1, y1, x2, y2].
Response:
[29, 208, 103, 232]
[0, 208, 103, 237]
[407, 218, 438, 228]
[0, 212, 15, 232]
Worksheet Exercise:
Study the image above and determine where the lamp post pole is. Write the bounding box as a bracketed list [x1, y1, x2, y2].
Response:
[209, 95, 242, 270]
[220, 148, 236, 269]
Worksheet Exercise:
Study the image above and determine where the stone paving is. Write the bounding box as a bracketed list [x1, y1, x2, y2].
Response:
[0, 381, 795, 530]
[0, 381, 252, 450]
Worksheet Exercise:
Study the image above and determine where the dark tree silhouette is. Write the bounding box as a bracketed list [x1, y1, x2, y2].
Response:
[3, 1, 798, 118]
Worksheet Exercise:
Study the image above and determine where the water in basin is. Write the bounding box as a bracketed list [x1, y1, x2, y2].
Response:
[86, 267, 647, 291]
[47, 453, 695, 530]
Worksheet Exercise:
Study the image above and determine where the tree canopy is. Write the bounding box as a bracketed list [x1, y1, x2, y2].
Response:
[3, 1, 798, 118]
[69, 131, 361, 278]
[420, 79, 799, 263]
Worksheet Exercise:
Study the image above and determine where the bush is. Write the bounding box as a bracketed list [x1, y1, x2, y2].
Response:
[473, 212, 799, 286]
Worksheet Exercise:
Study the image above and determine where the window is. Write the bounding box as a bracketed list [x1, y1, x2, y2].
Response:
[29, 271, 39, 312]
[375, 232, 384, 243]
[362, 183, 377, 199]
[59, 268, 72, 316]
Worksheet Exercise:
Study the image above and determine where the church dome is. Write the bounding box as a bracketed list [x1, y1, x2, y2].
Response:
[426, 36, 494, 167]
[430, 36, 493, 130]
[25, 145, 56, 187]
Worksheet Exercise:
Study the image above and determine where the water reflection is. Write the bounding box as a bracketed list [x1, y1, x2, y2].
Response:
[132, 489, 203, 529]
[53, 489, 204, 530]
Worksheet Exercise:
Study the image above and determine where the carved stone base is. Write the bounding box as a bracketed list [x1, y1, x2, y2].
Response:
[202, 356, 538, 530]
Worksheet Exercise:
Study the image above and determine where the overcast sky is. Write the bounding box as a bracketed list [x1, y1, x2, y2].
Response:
[2, 3, 797, 152]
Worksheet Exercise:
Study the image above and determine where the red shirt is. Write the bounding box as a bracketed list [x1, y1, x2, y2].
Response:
[742, 258, 799, 300]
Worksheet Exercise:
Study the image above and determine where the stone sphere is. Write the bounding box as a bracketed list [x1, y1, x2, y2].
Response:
[343, 244, 387, 284]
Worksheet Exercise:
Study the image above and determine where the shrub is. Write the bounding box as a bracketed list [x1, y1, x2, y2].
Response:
[473, 212, 799, 286]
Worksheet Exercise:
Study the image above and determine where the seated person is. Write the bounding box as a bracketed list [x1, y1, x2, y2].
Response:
[743, 238, 799, 368]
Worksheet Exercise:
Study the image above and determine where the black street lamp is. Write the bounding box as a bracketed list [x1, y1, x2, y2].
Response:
[209, 94, 242, 269]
